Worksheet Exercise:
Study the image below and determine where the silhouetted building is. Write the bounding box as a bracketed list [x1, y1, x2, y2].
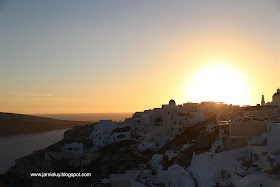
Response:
[261, 95, 265, 106]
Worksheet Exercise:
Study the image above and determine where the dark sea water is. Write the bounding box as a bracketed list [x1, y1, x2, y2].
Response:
[34, 113, 133, 122]
[0, 129, 68, 174]
[0, 113, 133, 174]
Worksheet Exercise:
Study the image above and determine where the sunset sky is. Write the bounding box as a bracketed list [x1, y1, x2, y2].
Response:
[1, 0, 280, 114]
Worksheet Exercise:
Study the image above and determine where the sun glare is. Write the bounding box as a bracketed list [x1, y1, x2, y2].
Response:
[186, 64, 250, 105]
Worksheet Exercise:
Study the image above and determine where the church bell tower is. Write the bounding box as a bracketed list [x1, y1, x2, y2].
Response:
[261, 95, 265, 106]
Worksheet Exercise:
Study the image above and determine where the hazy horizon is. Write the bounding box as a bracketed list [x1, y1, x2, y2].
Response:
[33, 112, 133, 122]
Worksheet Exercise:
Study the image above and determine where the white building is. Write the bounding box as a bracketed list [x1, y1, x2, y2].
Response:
[156, 164, 195, 187]
[149, 154, 164, 170]
[89, 120, 131, 150]
[188, 149, 246, 187]
[189, 123, 280, 187]
[233, 174, 279, 187]
[131, 100, 210, 147]
[264, 88, 280, 106]
[272, 88, 280, 106]
[248, 123, 280, 168]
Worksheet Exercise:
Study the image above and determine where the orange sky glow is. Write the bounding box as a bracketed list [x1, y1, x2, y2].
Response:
[1, 1, 279, 114]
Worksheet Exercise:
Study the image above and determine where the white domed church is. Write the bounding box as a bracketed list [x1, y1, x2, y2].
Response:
[272, 88, 280, 104]
[169, 99, 176, 106]
[264, 88, 280, 106]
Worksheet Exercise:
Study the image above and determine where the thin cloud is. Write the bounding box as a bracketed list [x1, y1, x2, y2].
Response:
[8, 93, 53, 97]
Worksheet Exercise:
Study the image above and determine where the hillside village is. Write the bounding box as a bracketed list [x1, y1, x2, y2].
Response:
[2, 88, 280, 187]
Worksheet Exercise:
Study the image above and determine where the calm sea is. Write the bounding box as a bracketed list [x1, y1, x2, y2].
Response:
[0, 129, 68, 174]
[0, 113, 133, 174]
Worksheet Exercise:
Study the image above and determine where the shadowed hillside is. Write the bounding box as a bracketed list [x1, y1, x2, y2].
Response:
[0, 112, 91, 136]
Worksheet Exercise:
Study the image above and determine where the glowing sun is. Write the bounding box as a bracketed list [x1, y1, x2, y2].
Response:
[187, 65, 250, 105]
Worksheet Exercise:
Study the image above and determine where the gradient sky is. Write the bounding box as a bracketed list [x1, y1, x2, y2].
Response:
[1, 0, 280, 114]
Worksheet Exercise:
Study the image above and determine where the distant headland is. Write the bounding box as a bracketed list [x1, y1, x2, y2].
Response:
[0, 112, 91, 136]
